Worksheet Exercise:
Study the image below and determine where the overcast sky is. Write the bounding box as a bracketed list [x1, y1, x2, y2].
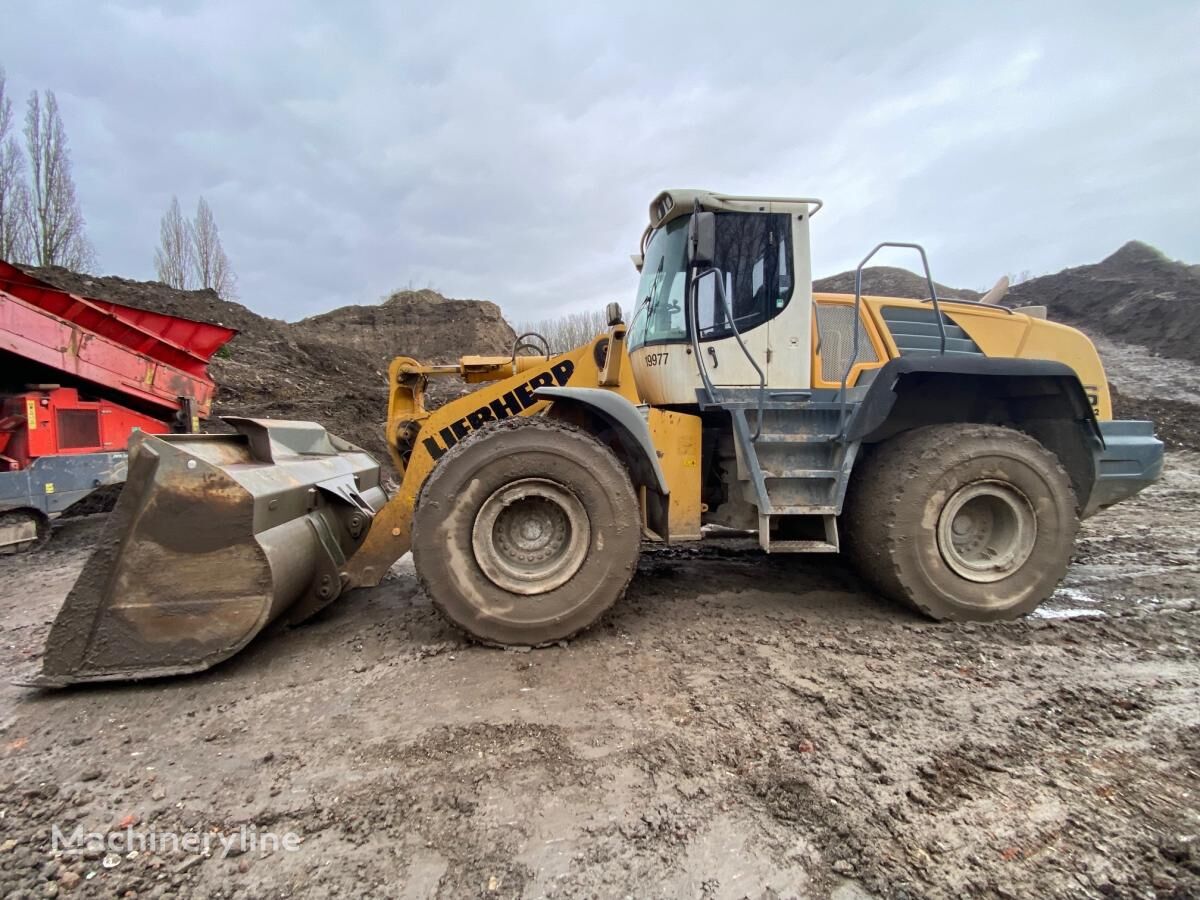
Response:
[4, 1, 1199, 322]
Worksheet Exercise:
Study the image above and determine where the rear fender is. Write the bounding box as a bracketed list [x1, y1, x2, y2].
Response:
[846, 356, 1104, 512]
[847, 356, 1101, 442]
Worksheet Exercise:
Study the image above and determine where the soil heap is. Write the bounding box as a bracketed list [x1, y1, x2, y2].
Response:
[291, 289, 515, 365]
[20, 267, 515, 465]
[813, 265, 980, 300]
[1006, 241, 1200, 364]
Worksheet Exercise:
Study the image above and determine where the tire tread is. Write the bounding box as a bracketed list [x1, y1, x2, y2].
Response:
[844, 424, 1077, 621]
[413, 416, 640, 646]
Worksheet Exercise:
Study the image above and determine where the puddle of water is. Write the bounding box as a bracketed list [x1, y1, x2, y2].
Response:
[1053, 586, 1101, 605]
[1033, 607, 1106, 619]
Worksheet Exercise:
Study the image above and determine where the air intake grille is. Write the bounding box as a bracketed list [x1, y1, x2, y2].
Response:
[56, 409, 101, 450]
[815, 304, 878, 382]
[880, 305, 983, 356]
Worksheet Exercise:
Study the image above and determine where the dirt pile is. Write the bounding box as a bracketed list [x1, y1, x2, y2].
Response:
[291, 288, 516, 366]
[19, 268, 516, 465]
[1006, 241, 1200, 364]
[814, 265, 981, 300]
[14, 265, 283, 341]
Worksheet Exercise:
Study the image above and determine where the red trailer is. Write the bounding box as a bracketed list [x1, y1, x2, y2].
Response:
[0, 261, 236, 552]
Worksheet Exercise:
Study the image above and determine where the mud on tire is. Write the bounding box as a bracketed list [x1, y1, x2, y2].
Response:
[412, 418, 641, 646]
[844, 424, 1078, 621]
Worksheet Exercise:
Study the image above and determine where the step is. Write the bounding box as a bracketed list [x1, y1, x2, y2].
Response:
[754, 433, 840, 444]
[762, 468, 841, 479]
[765, 505, 839, 516]
[758, 510, 840, 553]
[764, 540, 839, 554]
[766, 390, 812, 401]
[710, 400, 816, 412]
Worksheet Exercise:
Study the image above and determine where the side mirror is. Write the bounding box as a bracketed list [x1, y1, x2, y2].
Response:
[687, 211, 715, 267]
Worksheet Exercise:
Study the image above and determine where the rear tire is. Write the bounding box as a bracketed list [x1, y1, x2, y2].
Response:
[412, 418, 641, 646]
[844, 424, 1077, 621]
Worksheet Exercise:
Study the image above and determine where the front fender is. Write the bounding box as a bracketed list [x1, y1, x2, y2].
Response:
[533, 386, 670, 496]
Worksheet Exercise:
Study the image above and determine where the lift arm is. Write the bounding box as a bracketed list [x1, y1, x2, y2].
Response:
[341, 324, 642, 589]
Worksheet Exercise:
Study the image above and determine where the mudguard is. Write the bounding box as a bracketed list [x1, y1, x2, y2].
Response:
[534, 386, 670, 496]
[535, 385, 672, 541]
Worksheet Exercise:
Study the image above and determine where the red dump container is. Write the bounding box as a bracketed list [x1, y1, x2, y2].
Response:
[0, 260, 237, 415]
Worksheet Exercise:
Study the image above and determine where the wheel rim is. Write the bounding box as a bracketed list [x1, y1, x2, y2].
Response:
[471, 478, 590, 595]
[936, 480, 1037, 584]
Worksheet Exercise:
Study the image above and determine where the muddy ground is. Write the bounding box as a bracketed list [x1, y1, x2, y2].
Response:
[1, 349, 1198, 899]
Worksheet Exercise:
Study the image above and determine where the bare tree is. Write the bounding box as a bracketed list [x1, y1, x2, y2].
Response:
[191, 196, 236, 298]
[154, 196, 195, 289]
[24, 90, 94, 270]
[0, 67, 33, 263]
[516, 308, 615, 353]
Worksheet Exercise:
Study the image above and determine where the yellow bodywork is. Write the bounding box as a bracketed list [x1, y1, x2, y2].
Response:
[813, 294, 1112, 420]
[342, 325, 645, 589]
[344, 294, 1113, 589]
[647, 409, 703, 540]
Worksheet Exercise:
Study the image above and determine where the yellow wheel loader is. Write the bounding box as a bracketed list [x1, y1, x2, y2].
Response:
[32, 190, 1164, 686]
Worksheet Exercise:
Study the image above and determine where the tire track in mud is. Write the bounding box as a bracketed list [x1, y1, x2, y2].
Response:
[2, 358, 1199, 898]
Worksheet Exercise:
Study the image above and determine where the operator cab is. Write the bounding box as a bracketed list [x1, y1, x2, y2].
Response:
[627, 190, 821, 407]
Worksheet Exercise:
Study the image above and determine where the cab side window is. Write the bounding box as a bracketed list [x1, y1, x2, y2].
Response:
[695, 212, 793, 341]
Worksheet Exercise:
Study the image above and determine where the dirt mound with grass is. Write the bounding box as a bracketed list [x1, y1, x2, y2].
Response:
[814, 265, 981, 300]
[19, 267, 513, 465]
[1006, 241, 1200, 364]
[292, 288, 515, 365]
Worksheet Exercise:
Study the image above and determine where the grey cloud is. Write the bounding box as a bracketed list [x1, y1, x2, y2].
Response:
[4, 1, 1198, 321]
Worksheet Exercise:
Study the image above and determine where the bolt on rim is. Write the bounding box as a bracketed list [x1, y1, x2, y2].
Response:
[471, 478, 590, 595]
[936, 480, 1037, 584]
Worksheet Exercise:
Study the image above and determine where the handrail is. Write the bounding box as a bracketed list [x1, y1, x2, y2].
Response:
[711, 194, 825, 218]
[511, 331, 552, 363]
[837, 242, 946, 439]
[688, 267, 768, 439]
[920, 295, 1017, 315]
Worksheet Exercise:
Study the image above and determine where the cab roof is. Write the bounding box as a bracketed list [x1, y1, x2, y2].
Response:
[647, 189, 823, 230]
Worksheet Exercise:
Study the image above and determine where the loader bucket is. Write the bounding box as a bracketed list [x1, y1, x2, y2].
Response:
[30, 418, 386, 687]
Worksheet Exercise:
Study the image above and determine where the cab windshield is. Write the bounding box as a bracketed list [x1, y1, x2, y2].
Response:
[627, 217, 689, 350]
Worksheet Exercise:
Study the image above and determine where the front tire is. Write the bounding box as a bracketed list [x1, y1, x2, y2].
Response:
[844, 424, 1078, 621]
[412, 418, 641, 646]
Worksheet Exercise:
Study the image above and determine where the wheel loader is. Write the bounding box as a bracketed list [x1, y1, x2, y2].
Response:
[31, 190, 1164, 686]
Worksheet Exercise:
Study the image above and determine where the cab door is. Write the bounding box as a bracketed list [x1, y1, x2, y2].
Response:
[692, 212, 794, 389]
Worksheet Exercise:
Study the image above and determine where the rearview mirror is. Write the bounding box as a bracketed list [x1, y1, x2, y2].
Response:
[687, 211, 715, 267]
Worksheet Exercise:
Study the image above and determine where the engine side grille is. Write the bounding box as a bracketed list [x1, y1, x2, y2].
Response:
[880, 305, 983, 357]
[815, 304, 879, 383]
